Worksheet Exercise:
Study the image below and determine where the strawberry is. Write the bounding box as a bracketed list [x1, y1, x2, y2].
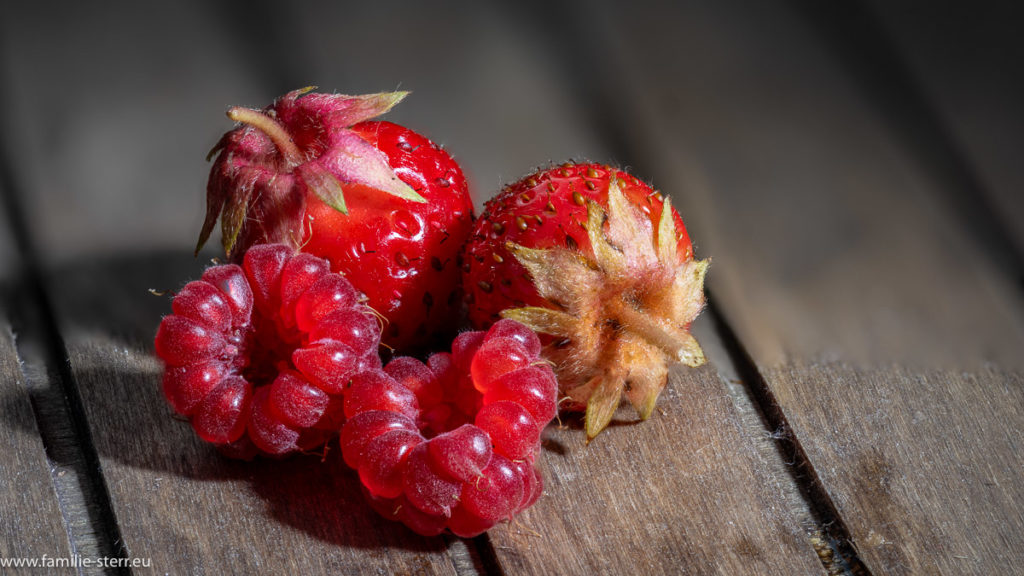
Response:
[462, 163, 708, 438]
[199, 88, 474, 352]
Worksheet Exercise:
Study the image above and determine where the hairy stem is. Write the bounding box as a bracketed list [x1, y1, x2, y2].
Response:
[227, 107, 305, 168]
[612, 298, 692, 362]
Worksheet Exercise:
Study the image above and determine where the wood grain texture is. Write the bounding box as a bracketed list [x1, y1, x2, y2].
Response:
[866, 0, 1024, 258]
[587, 0, 1024, 370]
[584, 0, 1024, 573]
[0, 1, 262, 264]
[0, 320, 73, 573]
[0, 201, 72, 571]
[488, 362, 824, 576]
[767, 365, 1024, 574]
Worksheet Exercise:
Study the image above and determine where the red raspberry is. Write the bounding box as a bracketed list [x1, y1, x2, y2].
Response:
[340, 319, 557, 537]
[155, 243, 382, 457]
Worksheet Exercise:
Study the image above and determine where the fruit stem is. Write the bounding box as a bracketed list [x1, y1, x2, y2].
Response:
[227, 106, 305, 168]
[612, 298, 692, 362]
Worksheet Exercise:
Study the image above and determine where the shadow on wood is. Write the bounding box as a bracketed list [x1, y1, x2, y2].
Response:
[37, 251, 460, 573]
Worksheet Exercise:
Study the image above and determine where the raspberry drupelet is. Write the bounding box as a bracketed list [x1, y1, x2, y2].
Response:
[155, 243, 383, 457]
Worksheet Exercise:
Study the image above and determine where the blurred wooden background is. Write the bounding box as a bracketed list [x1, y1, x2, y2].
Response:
[1, 1, 1022, 574]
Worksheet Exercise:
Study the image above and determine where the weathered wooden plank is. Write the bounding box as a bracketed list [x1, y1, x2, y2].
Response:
[766, 365, 1024, 574]
[587, 0, 1024, 573]
[0, 1, 260, 264]
[293, 2, 826, 574]
[0, 1, 463, 573]
[488, 321, 825, 576]
[0, 197, 73, 570]
[0, 319, 78, 574]
[0, 319, 74, 574]
[865, 0, 1024, 260]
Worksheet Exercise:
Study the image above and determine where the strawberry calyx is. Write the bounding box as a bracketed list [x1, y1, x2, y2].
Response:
[198, 88, 427, 257]
[500, 177, 708, 438]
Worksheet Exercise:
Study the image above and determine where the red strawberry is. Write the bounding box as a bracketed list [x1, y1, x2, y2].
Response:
[462, 163, 708, 438]
[199, 88, 474, 351]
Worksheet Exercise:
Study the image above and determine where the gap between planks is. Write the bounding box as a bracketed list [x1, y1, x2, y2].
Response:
[498, 2, 869, 573]
[705, 300, 870, 576]
[0, 118, 129, 570]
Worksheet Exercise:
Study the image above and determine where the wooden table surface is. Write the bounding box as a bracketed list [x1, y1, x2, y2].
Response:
[1, 1, 1022, 574]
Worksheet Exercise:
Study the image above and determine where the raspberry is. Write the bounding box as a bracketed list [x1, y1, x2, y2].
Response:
[155, 243, 382, 457]
[340, 319, 557, 537]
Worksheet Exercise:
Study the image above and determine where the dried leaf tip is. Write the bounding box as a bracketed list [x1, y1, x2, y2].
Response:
[585, 374, 623, 439]
[657, 195, 678, 264]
